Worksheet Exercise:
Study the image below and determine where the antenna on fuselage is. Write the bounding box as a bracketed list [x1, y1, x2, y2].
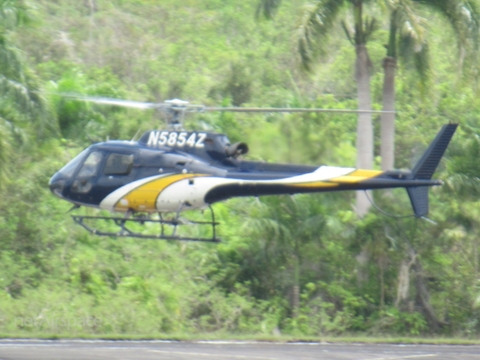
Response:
[131, 128, 143, 141]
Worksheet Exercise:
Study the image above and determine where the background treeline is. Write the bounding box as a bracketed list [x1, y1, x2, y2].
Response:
[0, 0, 480, 337]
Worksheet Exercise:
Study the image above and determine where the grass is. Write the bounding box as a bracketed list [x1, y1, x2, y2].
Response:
[1, 332, 480, 345]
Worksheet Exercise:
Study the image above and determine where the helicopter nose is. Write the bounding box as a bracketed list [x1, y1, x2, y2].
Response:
[49, 173, 65, 198]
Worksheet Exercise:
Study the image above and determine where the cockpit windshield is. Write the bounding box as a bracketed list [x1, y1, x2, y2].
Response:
[57, 148, 90, 178]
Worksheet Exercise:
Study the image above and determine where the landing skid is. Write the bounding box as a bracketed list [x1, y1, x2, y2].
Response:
[71, 206, 220, 242]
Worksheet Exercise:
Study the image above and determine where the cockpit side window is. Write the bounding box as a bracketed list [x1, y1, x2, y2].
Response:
[104, 153, 134, 175]
[71, 151, 103, 194]
[77, 151, 103, 178]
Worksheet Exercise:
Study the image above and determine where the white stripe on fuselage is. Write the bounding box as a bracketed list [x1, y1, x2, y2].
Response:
[99, 166, 355, 212]
[273, 166, 354, 183]
[156, 166, 354, 212]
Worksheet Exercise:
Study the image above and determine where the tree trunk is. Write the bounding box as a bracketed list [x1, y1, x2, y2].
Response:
[381, 56, 396, 171]
[379, 262, 385, 309]
[355, 43, 373, 217]
[292, 254, 300, 318]
[474, 232, 478, 278]
[292, 284, 300, 318]
[413, 256, 445, 331]
[355, 245, 370, 286]
[378, 254, 388, 309]
[84, 0, 97, 13]
[395, 253, 416, 308]
[396, 244, 445, 331]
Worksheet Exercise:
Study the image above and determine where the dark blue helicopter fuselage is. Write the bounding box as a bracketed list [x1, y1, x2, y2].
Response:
[49, 126, 456, 215]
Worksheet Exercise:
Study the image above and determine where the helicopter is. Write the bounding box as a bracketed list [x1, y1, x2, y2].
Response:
[48, 96, 458, 242]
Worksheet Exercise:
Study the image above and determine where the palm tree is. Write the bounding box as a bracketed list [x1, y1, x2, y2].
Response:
[379, 0, 480, 171]
[258, 0, 379, 216]
[0, 0, 54, 187]
[243, 195, 326, 318]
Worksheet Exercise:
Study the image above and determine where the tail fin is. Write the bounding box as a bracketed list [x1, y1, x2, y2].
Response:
[407, 123, 458, 217]
[407, 187, 429, 218]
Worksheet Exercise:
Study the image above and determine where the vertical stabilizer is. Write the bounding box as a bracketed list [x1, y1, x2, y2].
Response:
[407, 124, 458, 217]
[406, 186, 429, 217]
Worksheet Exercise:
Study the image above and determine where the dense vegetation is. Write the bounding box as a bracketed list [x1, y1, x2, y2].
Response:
[1, 0, 480, 338]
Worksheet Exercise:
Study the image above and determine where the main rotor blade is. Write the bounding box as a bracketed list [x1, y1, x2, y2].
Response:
[59, 94, 158, 109]
[54, 93, 396, 114]
[204, 107, 393, 114]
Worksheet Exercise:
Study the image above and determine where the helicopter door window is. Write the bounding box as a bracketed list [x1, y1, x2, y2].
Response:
[104, 153, 134, 175]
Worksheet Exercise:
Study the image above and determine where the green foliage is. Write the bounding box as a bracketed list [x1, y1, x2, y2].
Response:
[373, 308, 428, 335]
[0, 0, 480, 338]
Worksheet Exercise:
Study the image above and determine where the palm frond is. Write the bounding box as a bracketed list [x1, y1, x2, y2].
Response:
[395, 0, 425, 37]
[445, 173, 480, 198]
[0, 30, 57, 138]
[363, 16, 379, 42]
[0, 101, 26, 188]
[296, 0, 347, 72]
[380, 0, 430, 89]
[397, 24, 431, 91]
[255, 0, 282, 20]
[445, 133, 480, 197]
[0, 34, 24, 82]
[0, 120, 12, 188]
[0, 0, 32, 31]
[0, 76, 57, 140]
[341, 19, 355, 45]
[419, 0, 480, 55]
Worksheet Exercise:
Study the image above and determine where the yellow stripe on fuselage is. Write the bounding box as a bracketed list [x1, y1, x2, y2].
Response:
[329, 169, 382, 183]
[114, 173, 199, 212]
[289, 169, 382, 188]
